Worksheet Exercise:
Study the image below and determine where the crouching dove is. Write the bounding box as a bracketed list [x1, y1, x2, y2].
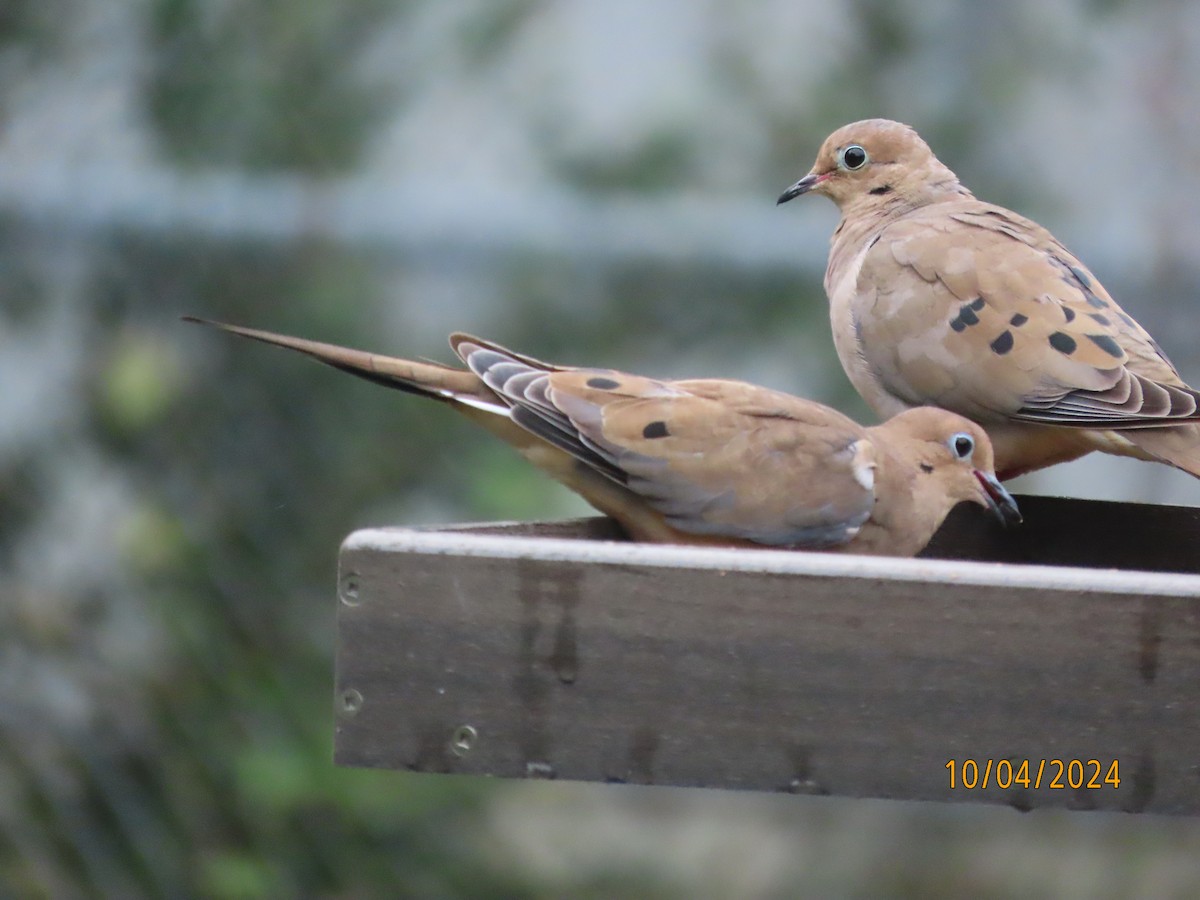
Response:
[778, 119, 1200, 481]
[183, 317, 1019, 556]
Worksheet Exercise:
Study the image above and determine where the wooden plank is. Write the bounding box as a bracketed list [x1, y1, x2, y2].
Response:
[333, 495, 1200, 815]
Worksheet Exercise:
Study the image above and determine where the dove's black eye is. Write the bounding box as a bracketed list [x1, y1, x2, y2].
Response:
[949, 433, 974, 459]
[840, 144, 868, 170]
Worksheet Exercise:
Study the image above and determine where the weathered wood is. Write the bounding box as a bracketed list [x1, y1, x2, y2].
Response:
[334, 495, 1200, 815]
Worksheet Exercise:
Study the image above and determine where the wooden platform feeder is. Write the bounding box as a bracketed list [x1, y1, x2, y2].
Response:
[333, 495, 1200, 816]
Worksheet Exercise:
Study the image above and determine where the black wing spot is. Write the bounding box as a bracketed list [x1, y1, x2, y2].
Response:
[1089, 313, 1111, 326]
[950, 302, 981, 332]
[1083, 290, 1109, 309]
[1010, 313, 1028, 327]
[990, 330, 1014, 355]
[1118, 313, 1138, 329]
[1069, 265, 1093, 289]
[1049, 332, 1077, 355]
[1062, 305, 1076, 323]
[969, 297, 986, 311]
[642, 420, 670, 439]
[586, 377, 621, 390]
[1086, 333, 1123, 358]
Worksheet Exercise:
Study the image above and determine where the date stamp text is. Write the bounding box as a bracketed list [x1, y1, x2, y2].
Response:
[946, 758, 1120, 791]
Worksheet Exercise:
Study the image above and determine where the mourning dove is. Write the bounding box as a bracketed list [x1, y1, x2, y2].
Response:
[778, 118, 1200, 481]
[183, 317, 1019, 556]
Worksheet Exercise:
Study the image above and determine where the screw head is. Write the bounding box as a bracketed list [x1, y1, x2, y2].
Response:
[338, 688, 363, 715]
[449, 725, 477, 757]
[339, 573, 361, 607]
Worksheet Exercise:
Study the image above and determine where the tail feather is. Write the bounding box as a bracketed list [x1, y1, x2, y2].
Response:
[182, 317, 496, 408]
[182, 316, 673, 538]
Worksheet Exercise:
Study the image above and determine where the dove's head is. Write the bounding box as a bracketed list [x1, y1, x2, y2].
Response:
[777, 119, 968, 211]
[877, 407, 1021, 528]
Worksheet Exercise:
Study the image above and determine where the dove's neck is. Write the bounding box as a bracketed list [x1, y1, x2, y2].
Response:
[857, 443, 949, 557]
[833, 163, 973, 242]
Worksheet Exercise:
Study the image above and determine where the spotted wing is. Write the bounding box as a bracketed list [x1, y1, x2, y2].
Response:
[855, 200, 1200, 428]
[453, 335, 875, 547]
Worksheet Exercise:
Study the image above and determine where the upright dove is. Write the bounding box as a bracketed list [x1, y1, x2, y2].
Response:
[778, 119, 1200, 481]
[183, 317, 1019, 557]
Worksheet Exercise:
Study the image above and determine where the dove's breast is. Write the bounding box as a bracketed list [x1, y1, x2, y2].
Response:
[826, 235, 915, 420]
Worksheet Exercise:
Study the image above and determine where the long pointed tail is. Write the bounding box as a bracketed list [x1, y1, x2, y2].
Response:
[182, 317, 499, 409]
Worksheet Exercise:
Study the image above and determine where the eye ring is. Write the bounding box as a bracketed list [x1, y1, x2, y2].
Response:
[840, 144, 868, 171]
[949, 432, 975, 460]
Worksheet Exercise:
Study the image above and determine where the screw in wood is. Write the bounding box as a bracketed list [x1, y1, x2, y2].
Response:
[339, 688, 364, 715]
[449, 725, 477, 757]
[339, 572, 361, 606]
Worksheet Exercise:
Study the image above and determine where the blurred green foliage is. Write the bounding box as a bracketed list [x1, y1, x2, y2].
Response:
[552, 131, 696, 194]
[147, 0, 396, 172]
[0, 0, 37, 47]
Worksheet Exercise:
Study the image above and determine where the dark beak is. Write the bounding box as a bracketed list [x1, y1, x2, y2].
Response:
[776, 172, 826, 205]
[974, 471, 1022, 527]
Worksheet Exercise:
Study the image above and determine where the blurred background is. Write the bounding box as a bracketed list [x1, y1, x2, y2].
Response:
[3, 1, 1200, 896]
